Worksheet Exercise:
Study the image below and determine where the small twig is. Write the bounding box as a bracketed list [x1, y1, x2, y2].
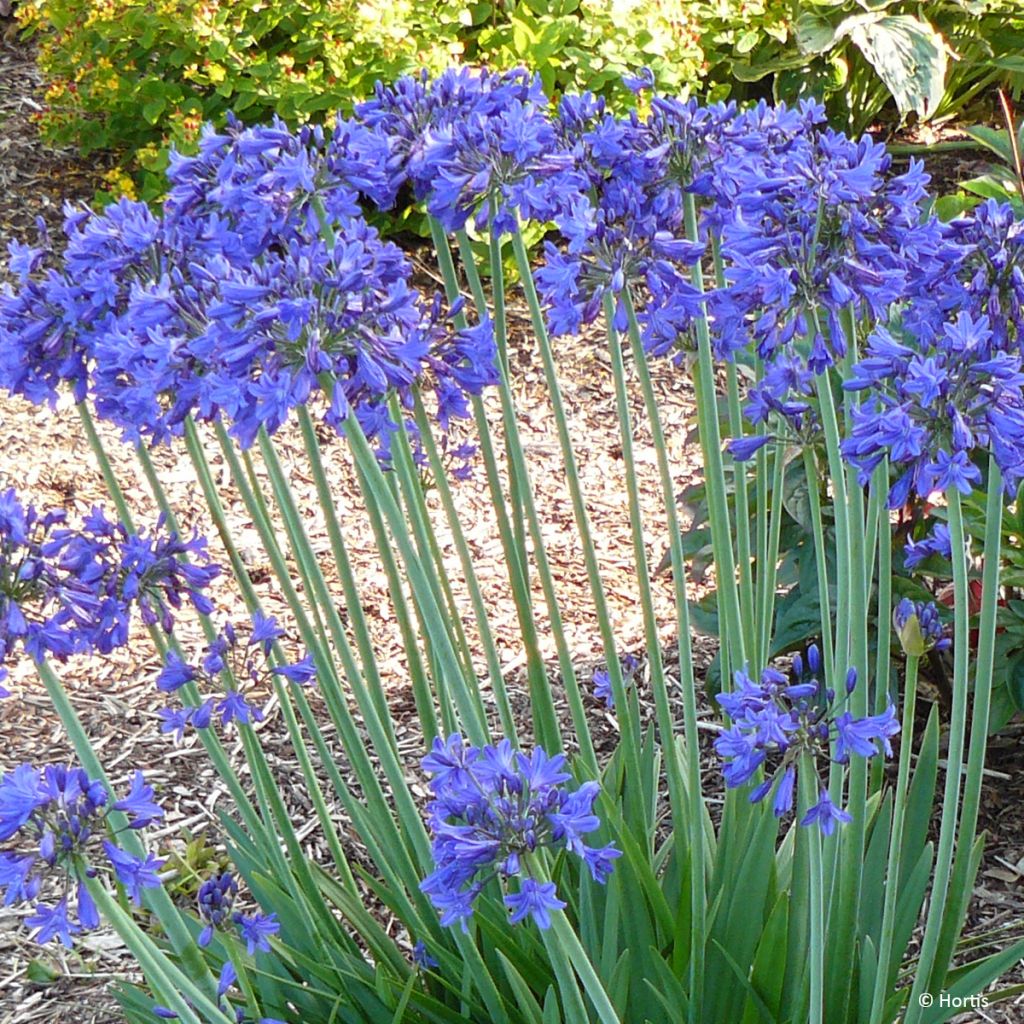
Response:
[998, 89, 1024, 195]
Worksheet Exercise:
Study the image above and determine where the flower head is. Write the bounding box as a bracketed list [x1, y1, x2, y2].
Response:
[0, 763, 164, 945]
[714, 647, 896, 834]
[420, 736, 619, 930]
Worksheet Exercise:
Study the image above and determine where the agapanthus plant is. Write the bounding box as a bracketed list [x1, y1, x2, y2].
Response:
[3, 68, 1023, 1024]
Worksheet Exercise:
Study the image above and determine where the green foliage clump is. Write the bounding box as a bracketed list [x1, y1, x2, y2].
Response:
[699, 0, 1024, 133]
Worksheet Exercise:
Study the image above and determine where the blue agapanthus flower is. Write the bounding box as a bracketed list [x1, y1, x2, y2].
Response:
[904, 522, 952, 570]
[1, 490, 218, 664]
[156, 612, 315, 740]
[843, 311, 1024, 505]
[592, 652, 640, 709]
[0, 763, 164, 946]
[714, 646, 898, 835]
[419, 735, 620, 930]
[236, 911, 280, 955]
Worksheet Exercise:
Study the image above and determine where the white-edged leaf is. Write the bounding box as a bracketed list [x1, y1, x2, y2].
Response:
[839, 13, 947, 119]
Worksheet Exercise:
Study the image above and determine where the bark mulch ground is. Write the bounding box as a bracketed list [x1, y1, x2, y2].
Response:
[1, 23, 1023, 1024]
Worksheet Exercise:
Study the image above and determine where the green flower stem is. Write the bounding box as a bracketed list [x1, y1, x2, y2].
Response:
[454, 230, 489, 315]
[820, 359, 869, 1022]
[621, 294, 706, 1013]
[683, 192, 745, 679]
[712, 235, 756, 661]
[181, 423, 345, 892]
[294, 407, 413, 735]
[725, 363, 757, 657]
[217, 932, 264, 1018]
[189, 420, 434, 924]
[905, 487, 973, 1022]
[409, 391, 519, 742]
[801, 447, 835, 677]
[387, 394, 479, 688]
[140, 424, 358, 894]
[76, 403, 136, 529]
[339, 414, 492, 744]
[510, 227, 642, 765]
[602, 303, 685, 816]
[349, 439, 461, 741]
[869, 654, 920, 1021]
[430, 217, 575, 757]
[799, 757, 826, 1024]
[871, 461, 893, 742]
[207, 422, 436, 861]
[85, 878, 231, 1023]
[758, 439, 787, 668]
[754, 373, 771, 669]
[931, 457, 1004, 991]
[812, 369, 851, 674]
[487, 218, 529, 568]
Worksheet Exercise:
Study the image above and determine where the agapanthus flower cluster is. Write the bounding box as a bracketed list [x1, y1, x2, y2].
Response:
[843, 311, 1024, 504]
[356, 68, 548, 206]
[935, 200, 1024, 349]
[713, 130, 942, 367]
[1, 489, 218, 663]
[0, 113, 498, 469]
[157, 612, 315, 743]
[0, 763, 164, 947]
[714, 646, 899, 835]
[43, 507, 218, 647]
[535, 99, 712, 345]
[164, 113, 395, 253]
[893, 598, 951, 657]
[419, 735, 621, 930]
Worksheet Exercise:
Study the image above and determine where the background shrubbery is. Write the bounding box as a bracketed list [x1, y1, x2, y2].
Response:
[17, 0, 1024, 201]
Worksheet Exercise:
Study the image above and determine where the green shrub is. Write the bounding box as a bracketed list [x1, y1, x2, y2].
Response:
[18, 0, 473, 196]
[19, 0, 1024, 203]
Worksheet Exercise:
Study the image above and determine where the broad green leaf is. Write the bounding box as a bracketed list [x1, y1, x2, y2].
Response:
[736, 29, 760, 54]
[795, 12, 837, 55]
[840, 13, 947, 119]
[741, 893, 790, 1024]
[964, 124, 1015, 164]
